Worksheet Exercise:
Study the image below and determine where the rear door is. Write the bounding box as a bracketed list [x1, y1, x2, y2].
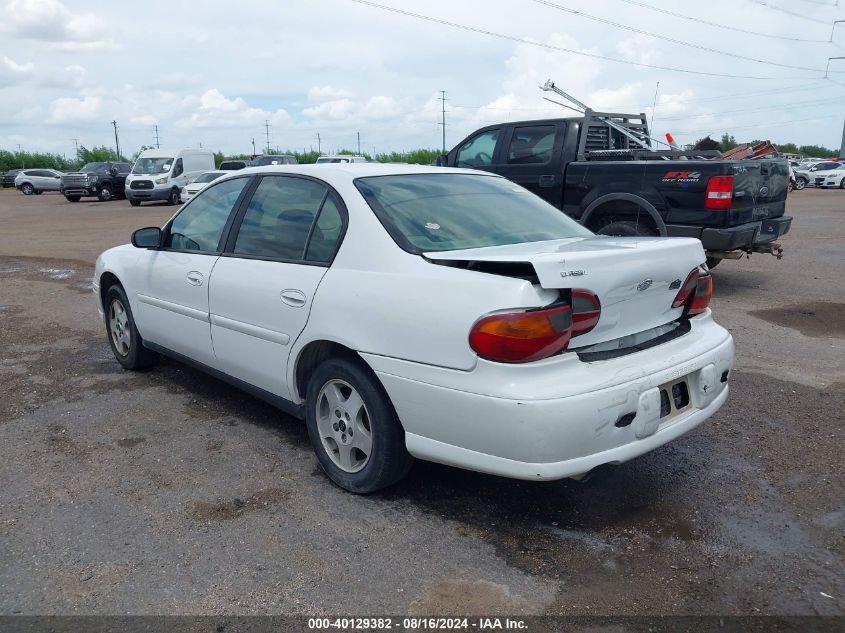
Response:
[497, 123, 564, 206]
[208, 175, 347, 399]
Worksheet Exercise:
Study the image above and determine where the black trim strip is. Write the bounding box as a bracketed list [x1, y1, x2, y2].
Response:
[143, 341, 305, 419]
[575, 319, 692, 362]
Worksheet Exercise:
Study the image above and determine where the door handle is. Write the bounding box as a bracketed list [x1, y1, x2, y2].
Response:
[186, 271, 204, 286]
[280, 289, 307, 308]
[538, 175, 556, 187]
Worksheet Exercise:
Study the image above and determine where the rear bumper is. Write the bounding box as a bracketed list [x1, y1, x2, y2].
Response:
[667, 216, 792, 251]
[362, 314, 734, 480]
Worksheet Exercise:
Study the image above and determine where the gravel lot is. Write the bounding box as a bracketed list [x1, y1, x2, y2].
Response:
[0, 188, 842, 616]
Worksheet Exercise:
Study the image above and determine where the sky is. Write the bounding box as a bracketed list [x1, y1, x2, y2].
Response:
[1, 0, 844, 158]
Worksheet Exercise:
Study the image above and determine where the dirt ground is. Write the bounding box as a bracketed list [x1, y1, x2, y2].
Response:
[0, 188, 842, 617]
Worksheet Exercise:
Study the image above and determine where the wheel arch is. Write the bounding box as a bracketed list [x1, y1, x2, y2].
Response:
[293, 339, 367, 403]
[98, 271, 122, 310]
[581, 193, 667, 236]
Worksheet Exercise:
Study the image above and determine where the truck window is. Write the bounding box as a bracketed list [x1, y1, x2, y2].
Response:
[456, 130, 499, 167]
[507, 125, 555, 165]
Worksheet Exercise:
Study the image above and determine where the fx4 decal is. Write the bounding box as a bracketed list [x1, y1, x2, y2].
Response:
[662, 171, 702, 183]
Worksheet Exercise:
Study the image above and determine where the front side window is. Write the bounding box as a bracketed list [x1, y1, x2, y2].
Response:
[355, 173, 592, 253]
[456, 130, 499, 167]
[232, 176, 328, 260]
[507, 125, 556, 164]
[165, 177, 248, 252]
[173, 158, 184, 177]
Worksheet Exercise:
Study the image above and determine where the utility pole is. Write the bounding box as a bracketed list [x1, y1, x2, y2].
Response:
[16, 144, 23, 168]
[317, 132, 321, 155]
[649, 81, 659, 145]
[251, 137, 256, 157]
[154, 124, 160, 149]
[110, 120, 121, 160]
[71, 138, 79, 161]
[442, 92, 447, 147]
[839, 118, 845, 160]
[264, 120, 271, 154]
[357, 131, 361, 156]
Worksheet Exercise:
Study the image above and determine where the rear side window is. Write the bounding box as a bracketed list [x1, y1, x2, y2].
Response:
[232, 176, 328, 260]
[305, 194, 345, 262]
[456, 130, 499, 167]
[355, 173, 592, 253]
[507, 125, 555, 164]
[165, 177, 249, 252]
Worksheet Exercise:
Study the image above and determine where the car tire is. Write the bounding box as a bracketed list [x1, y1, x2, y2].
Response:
[305, 357, 413, 493]
[20, 183, 34, 195]
[65, 196, 81, 203]
[167, 188, 181, 205]
[596, 220, 655, 237]
[794, 177, 807, 190]
[104, 284, 158, 370]
[97, 185, 113, 202]
[129, 199, 141, 207]
[840, 177, 845, 190]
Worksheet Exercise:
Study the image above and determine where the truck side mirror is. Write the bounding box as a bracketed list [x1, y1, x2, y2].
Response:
[435, 154, 448, 167]
[110, 166, 118, 176]
[131, 227, 162, 249]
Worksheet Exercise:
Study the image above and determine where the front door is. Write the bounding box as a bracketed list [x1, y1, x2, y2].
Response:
[498, 124, 563, 206]
[133, 175, 251, 366]
[208, 175, 347, 399]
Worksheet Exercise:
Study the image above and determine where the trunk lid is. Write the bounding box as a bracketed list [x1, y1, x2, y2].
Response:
[426, 236, 706, 347]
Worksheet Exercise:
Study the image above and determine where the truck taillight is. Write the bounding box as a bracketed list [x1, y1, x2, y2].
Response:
[672, 266, 712, 316]
[469, 305, 572, 363]
[571, 290, 601, 336]
[705, 175, 733, 210]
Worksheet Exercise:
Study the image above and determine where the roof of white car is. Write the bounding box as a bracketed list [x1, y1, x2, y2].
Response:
[228, 163, 492, 182]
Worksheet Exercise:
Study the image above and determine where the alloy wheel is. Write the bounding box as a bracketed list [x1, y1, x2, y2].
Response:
[109, 299, 131, 356]
[315, 379, 373, 473]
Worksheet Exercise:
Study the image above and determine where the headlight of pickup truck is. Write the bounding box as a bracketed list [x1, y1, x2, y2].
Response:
[154, 176, 168, 185]
[87, 174, 99, 184]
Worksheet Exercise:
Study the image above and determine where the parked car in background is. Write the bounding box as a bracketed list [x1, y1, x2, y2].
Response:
[816, 164, 845, 189]
[251, 154, 297, 166]
[219, 159, 249, 171]
[14, 169, 64, 195]
[2, 169, 23, 188]
[793, 161, 841, 190]
[180, 170, 225, 202]
[93, 164, 733, 493]
[60, 162, 131, 202]
[125, 148, 216, 206]
[315, 155, 368, 164]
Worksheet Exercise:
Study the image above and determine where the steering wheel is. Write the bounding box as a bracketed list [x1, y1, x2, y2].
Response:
[475, 152, 492, 164]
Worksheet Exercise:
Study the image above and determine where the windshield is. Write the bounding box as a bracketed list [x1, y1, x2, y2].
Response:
[316, 157, 349, 163]
[355, 173, 593, 253]
[192, 172, 224, 184]
[132, 157, 174, 174]
[80, 163, 106, 172]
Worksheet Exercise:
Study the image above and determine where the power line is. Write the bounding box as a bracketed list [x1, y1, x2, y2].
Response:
[530, 0, 844, 73]
[658, 94, 845, 121]
[618, 0, 830, 42]
[347, 0, 786, 79]
[671, 114, 839, 135]
[749, 0, 833, 25]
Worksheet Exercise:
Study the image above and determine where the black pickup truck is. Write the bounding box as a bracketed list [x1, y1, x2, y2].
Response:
[441, 112, 791, 267]
[60, 161, 131, 202]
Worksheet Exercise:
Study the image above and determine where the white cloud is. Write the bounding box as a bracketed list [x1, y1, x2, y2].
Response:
[48, 95, 102, 123]
[3, 56, 33, 73]
[175, 88, 293, 129]
[308, 85, 352, 101]
[3, 0, 113, 48]
[302, 98, 355, 121]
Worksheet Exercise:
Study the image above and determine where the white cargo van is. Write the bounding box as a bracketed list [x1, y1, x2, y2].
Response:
[125, 148, 215, 206]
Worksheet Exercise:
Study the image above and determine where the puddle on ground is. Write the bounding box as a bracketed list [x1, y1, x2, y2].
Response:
[38, 268, 75, 280]
[749, 301, 845, 338]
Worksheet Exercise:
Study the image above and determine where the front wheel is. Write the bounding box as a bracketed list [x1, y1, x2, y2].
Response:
[97, 185, 113, 202]
[104, 285, 158, 370]
[20, 183, 34, 195]
[305, 357, 412, 493]
[167, 188, 181, 205]
[65, 195, 81, 203]
[129, 199, 141, 207]
[794, 177, 807, 191]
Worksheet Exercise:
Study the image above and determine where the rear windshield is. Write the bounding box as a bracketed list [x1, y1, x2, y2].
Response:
[355, 173, 592, 253]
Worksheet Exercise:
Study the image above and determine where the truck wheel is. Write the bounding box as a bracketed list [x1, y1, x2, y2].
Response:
[167, 188, 181, 205]
[65, 196, 81, 203]
[705, 257, 722, 270]
[97, 185, 113, 202]
[129, 199, 141, 207]
[596, 220, 655, 237]
[794, 177, 806, 190]
[20, 183, 34, 195]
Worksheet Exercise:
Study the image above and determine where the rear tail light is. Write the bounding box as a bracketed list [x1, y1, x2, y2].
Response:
[571, 289, 601, 336]
[672, 266, 713, 315]
[705, 175, 733, 210]
[469, 304, 572, 363]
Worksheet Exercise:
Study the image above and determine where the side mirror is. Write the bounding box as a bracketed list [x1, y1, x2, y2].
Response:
[435, 154, 448, 167]
[110, 167, 118, 176]
[132, 227, 162, 249]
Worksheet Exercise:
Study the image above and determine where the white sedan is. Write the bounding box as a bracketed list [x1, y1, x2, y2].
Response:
[94, 164, 734, 493]
[180, 170, 226, 202]
[816, 164, 845, 189]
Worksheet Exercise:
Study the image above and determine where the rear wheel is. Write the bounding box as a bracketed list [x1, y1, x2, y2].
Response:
[97, 185, 113, 202]
[596, 220, 656, 237]
[104, 284, 158, 370]
[65, 195, 81, 203]
[305, 357, 412, 493]
[129, 199, 141, 207]
[794, 177, 807, 190]
[20, 183, 34, 195]
[167, 188, 180, 205]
